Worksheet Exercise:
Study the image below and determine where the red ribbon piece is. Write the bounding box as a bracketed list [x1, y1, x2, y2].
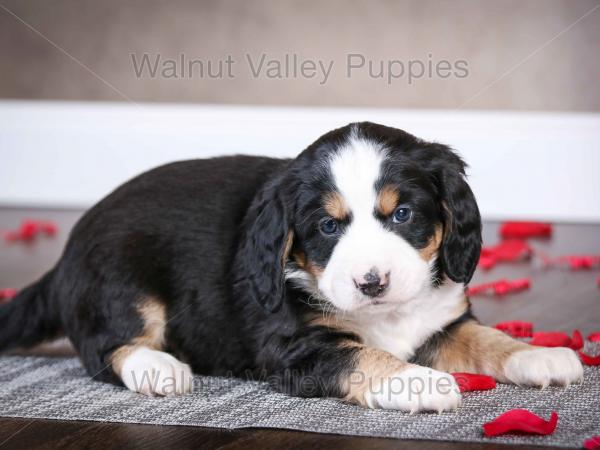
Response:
[452, 373, 496, 393]
[494, 321, 534, 338]
[579, 351, 600, 366]
[588, 331, 600, 342]
[479, 239, 532, 270]
[563, 255, 600, 270]
[538, 254, 600, 271]
[529, 331, 572, 348]
[3, 219, 57, 242]
[529, 330, 583, 349]
[499, 222, 553, 239]
[467, 278, 531, 297]
[0, 288, 17, 299]
[584, 435, 600, 450]
[569, 330, 584, 351]
[483, 409, 558, 437]
[0, 288, 17, 304]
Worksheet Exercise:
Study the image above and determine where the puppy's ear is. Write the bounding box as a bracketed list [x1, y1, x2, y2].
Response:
[437, 157, 482, 284]
[234, 176, 294, 313]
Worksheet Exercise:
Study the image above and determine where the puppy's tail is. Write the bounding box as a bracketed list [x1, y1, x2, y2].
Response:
[0, 269, 61, 352]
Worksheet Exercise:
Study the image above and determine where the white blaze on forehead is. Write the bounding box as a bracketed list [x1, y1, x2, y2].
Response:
[329, 136, 386, 216]
[320, 134, 431, 312]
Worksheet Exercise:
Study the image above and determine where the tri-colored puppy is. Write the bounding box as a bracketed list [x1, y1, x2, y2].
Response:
[0, 122, 583, 412]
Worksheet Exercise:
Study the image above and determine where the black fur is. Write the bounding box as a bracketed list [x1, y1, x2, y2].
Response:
[0, 122, 482, 397]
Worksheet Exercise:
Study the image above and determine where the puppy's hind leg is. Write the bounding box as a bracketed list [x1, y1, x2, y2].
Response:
[109, 298, 193, 396]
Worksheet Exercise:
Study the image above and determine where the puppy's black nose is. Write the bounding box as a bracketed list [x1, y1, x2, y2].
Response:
[355, 269, 389, 298]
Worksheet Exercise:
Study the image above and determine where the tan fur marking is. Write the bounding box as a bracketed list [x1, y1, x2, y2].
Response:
[377, 185, 399, 216]
[342, 346, 409, 406]
[433, 320, 529, 380]
[282, 231, 294, 266]
[306, 262, 324, 278]
[442, 201, 453, 240]
[308, 312, 352, 333]
[293, 250, 307, 268]
[306, 315, 387, 406]
[307, 321, 410, 407]
[455, 296, 471, 318]
[323, 191, 349, 220]
[420, 225, 443, 261]
[293, 250, 324, 279]
[109, 298, 167, 375]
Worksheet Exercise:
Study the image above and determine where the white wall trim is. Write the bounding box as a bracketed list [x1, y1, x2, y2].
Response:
[1, 100, 599, 222]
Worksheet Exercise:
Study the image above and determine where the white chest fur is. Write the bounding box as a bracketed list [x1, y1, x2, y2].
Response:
[341, 280, 466, 361]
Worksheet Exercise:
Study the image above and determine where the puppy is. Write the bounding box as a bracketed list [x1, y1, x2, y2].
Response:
[0, 122, 583, 412]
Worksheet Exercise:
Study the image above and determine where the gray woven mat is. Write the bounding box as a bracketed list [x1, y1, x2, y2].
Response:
[1, 354, 599, 448]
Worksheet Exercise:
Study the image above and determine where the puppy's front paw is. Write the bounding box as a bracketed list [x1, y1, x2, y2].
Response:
[504, 347, 584, 388]
[365, 366, 461, 413]
[120, 347, 194, 396]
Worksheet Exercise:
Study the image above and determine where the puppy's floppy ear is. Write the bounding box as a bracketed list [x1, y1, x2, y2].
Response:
[437, 156, 482, 284]
[234, 175, 294, 313]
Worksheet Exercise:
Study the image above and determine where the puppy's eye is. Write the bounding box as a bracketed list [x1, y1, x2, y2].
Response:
[392, 206, 412, 224]
[319, 218, 339, 235]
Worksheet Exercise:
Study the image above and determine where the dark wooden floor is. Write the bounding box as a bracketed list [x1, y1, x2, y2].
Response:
[1, 207, 598, 449]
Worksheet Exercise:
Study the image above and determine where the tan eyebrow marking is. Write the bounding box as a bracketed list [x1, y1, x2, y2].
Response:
[323, 191, 349, 220]
[377, 185, 400, 216]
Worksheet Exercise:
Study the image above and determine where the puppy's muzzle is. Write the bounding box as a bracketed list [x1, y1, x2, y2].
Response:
[354, 268, 390, 298]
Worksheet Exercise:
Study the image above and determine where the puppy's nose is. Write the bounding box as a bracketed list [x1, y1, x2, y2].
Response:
[354, 269, 390, 298]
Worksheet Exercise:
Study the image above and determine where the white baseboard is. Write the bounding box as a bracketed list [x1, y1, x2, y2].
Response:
[1, 100, 599, 222]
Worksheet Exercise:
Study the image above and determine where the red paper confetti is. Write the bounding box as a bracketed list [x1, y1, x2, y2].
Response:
[499, 222, 553, 240]
[529, 331, 572, 348]
[564, 255, 600, 270]
[0, 288, 17, 299]
[588, 331, 600, 342]
[0, 288, 17, 304]
[528, 330, 584, 349]
[584, 435, 600, 450]
[40, 221, 57, 236]
[569, 330, 584, 351]
[483, 409, 558, 437]
[479, 239, 532, 270]
[494, 321, 534, 338]
[3, 219, 57, 243]
[579, 351, 600, 366]
[538, 253, 600, 271]
[478, 254, 496, 270]
[452, 373, 496, 393]
[467, 278, 531, 297]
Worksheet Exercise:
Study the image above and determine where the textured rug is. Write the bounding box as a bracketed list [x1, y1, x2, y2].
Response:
[0, 353, 599, 448]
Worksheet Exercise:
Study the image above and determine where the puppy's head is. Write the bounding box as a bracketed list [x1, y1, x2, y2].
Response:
[239, 122, 481, 313]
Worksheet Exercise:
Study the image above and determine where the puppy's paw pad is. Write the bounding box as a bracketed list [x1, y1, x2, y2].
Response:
[504, 347, 584, 387]
[120, 347, 194, 396]
[365, 366, 461, 413]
